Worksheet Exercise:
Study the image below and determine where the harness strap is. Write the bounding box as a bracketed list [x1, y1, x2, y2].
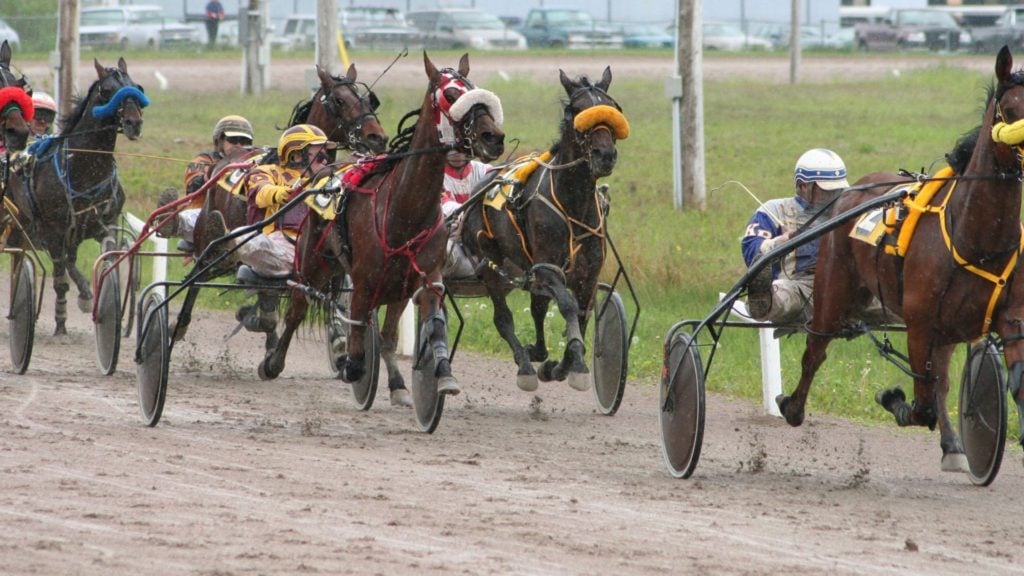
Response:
[937, 180, 1024, 336]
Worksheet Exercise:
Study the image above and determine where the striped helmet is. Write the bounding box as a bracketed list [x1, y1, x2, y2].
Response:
[794, 148, 848, 191]
[278, 124, 329, 164]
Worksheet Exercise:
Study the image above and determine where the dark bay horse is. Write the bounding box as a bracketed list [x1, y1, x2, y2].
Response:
[0, 39, 33, 154]
[459, 68, 628, 392]
[259, 53, 505, 396]
[6, 58, 146, 335]
[777, 46, 1024, 473]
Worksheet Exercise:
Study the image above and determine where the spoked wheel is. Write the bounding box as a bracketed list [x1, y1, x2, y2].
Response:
[136, 292, 170, 427]
[94, 263, 121, 375]
[958, 340, 1007, 487]
[325, 293, 381, 410]
[591, 284, 628, 415]
[659, 331, 706, 479]
[411, 310, 444, 434]
[8, 256, 36, 374]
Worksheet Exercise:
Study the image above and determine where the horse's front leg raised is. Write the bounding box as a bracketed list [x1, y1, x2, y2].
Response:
[380, 302, 413, 407]
[416, 278, 460, 396]
[532, 268, 588, 391]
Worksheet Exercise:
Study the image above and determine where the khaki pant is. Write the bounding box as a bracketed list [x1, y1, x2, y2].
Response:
[759, 275, 814, 325]
[234, 230, 294, 277]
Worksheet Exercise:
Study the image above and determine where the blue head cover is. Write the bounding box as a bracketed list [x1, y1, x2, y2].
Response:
[91, 86, 150, 119]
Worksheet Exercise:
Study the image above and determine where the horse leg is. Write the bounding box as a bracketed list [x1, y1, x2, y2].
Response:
[417, 279, 459, 396]
[51, 261, 70, 336]
[777, 333, 834, 427]
[168, 285, 201, 342]
[485, 282, 537, 391]
[526, 294, 549, 363]
[929, 346, 968, 472]
[533, 272, 588, 391]
[65, 243, 94, 313]
[380, 303, 413, 407]
[998, 319, 1024, 466]
[258, 290, 302, 380]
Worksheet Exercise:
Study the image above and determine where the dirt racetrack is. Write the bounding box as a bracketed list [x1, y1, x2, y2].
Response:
[4, 53, 1024, 575]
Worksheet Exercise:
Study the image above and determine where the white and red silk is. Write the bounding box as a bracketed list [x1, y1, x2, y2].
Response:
[0, 87, 34, 121]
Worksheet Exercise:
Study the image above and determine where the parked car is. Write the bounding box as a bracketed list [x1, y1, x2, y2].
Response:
[970, 7, 1024, 54]
[275, 8, 422, 52]
[618, 22, 673, 49]
[0, 18, 21, 51]
[407, 9, 526, 50]
[519, 8, 623, 49]
[825, 27, 857, 50]
[703, 22, 772, 51]
[80, 5, 201, 50]
[854, 8, 971, 51]
[752, 23, 832, 50]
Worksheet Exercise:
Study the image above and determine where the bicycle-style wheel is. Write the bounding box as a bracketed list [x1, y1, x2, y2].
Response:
[591, 285, 628, 415]
[8, 256, 36, 374]
[959, 340, 1007, 487]
[411, 312, 444, 433]
[136, 292, 169, 427]
[94, 264, 121, 375]
[659, 331, 706, 479]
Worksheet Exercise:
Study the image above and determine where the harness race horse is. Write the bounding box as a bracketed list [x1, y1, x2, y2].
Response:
[777, 46, 1024, 473]
[0, 40, 33, 155]
[459, 68, 628, 393]
[259, 53, 505, 415]
[7, 58, 147, 335]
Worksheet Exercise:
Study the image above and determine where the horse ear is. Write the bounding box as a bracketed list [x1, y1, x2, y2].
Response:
[94, 59, 106, 78]
[997, 45, 1013, 83]
[316, 64, 331, 87]
[423, 51, 439, 84]
[458, 53, 470, 77]
[118, 57, 128, 74]
[597, 66, 612, 92]
[0, 40, 10, 67]
[345, 63, 357, 82]
[559, 69, 576, 95]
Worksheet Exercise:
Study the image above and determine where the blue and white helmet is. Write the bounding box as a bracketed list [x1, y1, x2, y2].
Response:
[794, 148, 848, 191]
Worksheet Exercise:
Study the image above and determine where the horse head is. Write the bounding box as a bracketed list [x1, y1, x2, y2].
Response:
[0, 39, 33, 153]
[559, 67, 629, 178]
[89, 57, 148, 141]
[424, 52, 505, 162]
[315, 63, 388, 154]
[987, 46, 1024, 175]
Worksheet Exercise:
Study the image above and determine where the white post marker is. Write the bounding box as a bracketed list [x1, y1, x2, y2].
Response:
[722, 294, 783, 417]
[123, 212, 167, 297]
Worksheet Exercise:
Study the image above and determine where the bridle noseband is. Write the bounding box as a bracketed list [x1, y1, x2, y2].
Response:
[565, 84, 625, 165]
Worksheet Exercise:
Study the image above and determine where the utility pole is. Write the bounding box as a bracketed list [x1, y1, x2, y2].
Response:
[673, 0, 705, 211]
[56, 0, 79, 119]
[240, 0, 269, 95]
[789, 0, 801, 84]
[316, 0, 339, 75]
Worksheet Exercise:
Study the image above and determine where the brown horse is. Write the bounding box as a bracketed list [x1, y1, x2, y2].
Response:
[258, 53, 505, 399]
[0, 39, 33, 154]
[778, 46, 1024, 473]
[459, 68, 627, 392]
[6, 58, 146, 335]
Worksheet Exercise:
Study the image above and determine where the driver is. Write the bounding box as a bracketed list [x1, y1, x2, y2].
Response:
[741, 148, 848, 324]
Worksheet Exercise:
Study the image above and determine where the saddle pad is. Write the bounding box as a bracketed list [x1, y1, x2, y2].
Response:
[220, 149, 268, 198]
[483, 151, 553, 210]
[849, 208, 886, 246]
[304, 165, 354, 221]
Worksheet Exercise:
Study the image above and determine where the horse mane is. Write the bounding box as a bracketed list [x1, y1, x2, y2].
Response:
[387, 108, 420, 155]
[946, 74, 1024, 175]
[287, 96, 313, 127]
[59, 77, 101, 134]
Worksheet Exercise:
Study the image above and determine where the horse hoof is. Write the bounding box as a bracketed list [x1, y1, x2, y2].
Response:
[77, 296, 92, 314]
[390, 388, 413, 408]
[537, 361, 557, 382]
[875, 387, 906, 409]
[258, 357, 280, 381]
[568, 372, 590, 392]
[517, 373, 538, 392]
[941, 452, 970, 473]
[437, 376, 461, 396]
[343, 361, 364, 383]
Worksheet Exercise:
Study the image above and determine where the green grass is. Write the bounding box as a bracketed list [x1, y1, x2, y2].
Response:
[22, 53, 1016, 432]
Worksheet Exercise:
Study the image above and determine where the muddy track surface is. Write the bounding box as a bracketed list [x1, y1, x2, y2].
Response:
[4, 53, 1023, 575]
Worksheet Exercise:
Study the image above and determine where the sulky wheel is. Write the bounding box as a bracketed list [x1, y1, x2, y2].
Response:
[136, 292, 170, 427]
[411, 309, 444, 434]
[659, 331, 706, 479]
[591, 284, 628, 415]
[325, 293, 381, 411]
[958, 340, 1007, 487]
[94, 263, 121, 375]
[8, 256, 36, 374]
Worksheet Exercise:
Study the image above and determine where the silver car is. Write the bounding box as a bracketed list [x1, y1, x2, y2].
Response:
[80, 5, 201, 50]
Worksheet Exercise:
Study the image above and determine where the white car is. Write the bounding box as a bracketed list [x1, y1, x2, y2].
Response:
[408, 9, 527, 50]
[80, 5, 201, 50]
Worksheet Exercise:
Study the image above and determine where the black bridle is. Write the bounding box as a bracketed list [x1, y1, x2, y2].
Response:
[318, 77, 381, 153]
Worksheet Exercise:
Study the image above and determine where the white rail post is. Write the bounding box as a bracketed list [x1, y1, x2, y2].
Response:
[399, 301, 414, 356]
[723, 294, 783, 418]
[123, 213, 167, 297]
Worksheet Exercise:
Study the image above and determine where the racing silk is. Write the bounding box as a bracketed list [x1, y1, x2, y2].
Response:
[246, 164, 308, 237]
[741, 195, 818, 279]
[183, 149, 221, 208]
[441, 160, 491, 217]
